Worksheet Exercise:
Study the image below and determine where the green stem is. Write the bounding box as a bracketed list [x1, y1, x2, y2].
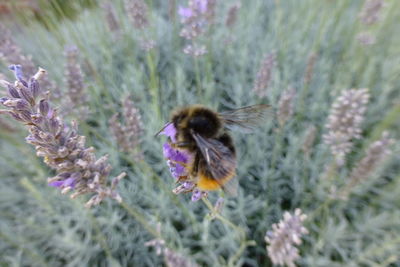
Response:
[194, 57, 202, 102]
[146, 52, 160, 119]
[120, 201, 160, 238]
[202, 198, 255, 267]
[87, 209, 120, 265]
[227, 240, 257, 267]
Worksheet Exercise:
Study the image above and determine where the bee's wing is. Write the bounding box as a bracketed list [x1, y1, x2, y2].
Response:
[191, 132, 237, 196]
[219, 104, 270, 133]
[221, 177, 238, 197]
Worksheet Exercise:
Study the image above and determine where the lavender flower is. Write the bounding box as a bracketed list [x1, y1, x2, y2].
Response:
[124, 0, 155, 51]
[109, 97, 143, 160]
[0, 65, 125, 208]
[277, 87, 296, 127]
[63, 45, 88, 118]
[101, 2, 120, 33]
[359, 0, 384, 25]
[145, 223, 198, 267]
[349, 131, 394, 183]
[0, 25, 60, 99]
[356, 32, 376, 46]
[304, 52, 317, 85]
[164, 248, 198, 267]
[323, 88, 370, 166]
[179, 0, 217, 56]
[301, 125, 317, 157]
[225, 2, 240, 28]
[265, 209, 308, 267]
[252, 52, 276, 98]
[0, 25, 36, 77]
[183, 44, 207, 57]
[145, 223, 165, 256]
[159, 123, 207, 201]
[124, 0, 149, 29]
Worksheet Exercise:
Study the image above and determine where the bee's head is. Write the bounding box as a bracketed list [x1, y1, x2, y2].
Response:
[172, 105, 221, 138]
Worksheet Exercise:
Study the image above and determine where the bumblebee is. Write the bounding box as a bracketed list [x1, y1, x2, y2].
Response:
[158, 104, 269, 195]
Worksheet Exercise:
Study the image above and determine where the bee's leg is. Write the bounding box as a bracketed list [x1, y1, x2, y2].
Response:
[170, 141, 191, 149]
[170, 159, 189, 167]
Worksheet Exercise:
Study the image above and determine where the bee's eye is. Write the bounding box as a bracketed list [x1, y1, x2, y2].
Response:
[172, 112, 187, 126]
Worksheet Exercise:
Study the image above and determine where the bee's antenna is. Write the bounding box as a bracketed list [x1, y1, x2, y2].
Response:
[154, 122, 170, 137]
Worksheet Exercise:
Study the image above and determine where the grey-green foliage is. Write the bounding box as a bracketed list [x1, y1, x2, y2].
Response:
[1, 0, 400, 266]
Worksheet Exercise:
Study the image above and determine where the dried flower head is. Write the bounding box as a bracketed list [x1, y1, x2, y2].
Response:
[304, 52, 317, 85]
[0, 25, 36, 76]
[101, 1, 120, 33]
[349, 131, 394, 183]
[124, 0, 149, 29]
[359, 0, 384, 25]
[301, 125, 317, 156]
[63, 45, 88, 118]
[0, 65, 125, 208]
[164, 248, 198, 267]
[109, 96, 143, 160]
[140, 39, 156, 52]
[323, 88, 370, 166]
[252, 52, 276, 98]
[183, 44, 207, 57]
[225, 3, 240, 28]
[356, 32, 376, 46]
[277, 87, 296, 127]
[159, 123, 207, 202]
[265, 209, 308, 267]
[0, 25, 60, 100]
[144, 223, 165, 256]
[145, 223, 198, 267]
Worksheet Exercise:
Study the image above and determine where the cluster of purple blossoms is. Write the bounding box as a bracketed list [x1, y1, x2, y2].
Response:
[0, 65, 125, 208]
[159, 123, 207, 202]
[178, 0, 216, 57]
[265, 209, 308, 267]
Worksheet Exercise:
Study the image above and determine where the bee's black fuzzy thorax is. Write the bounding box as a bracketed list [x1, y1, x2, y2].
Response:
[172, 105, 222, 140]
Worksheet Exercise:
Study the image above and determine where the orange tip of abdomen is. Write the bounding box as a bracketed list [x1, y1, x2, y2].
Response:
[197, 173, 235, 191]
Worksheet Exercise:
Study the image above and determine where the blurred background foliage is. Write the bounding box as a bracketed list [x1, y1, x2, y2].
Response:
[0, 0, 399, 266]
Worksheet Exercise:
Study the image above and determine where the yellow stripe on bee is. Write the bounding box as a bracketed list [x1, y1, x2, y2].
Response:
[197, 172, 235, 191]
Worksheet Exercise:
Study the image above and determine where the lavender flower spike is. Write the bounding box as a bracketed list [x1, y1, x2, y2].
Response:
[265, 209, 308, 267]
[323, 88, 370, 166]
[0, 66, 126, 208]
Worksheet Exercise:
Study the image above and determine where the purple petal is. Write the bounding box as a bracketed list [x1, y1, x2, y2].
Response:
[160, 123, 177, 142]
[48, 177, 77, 189]
[48, 180, 64, 187]
[195, 0, 208, 13]
[163, 143, 175, 158]
[174, 164, 186, 177]
[178, 6, 193, 19]
[163, 142, 190, 163]
[63, 177, 76, 188]
[191, 188, 206, 202]
[9, 65, 27, 85]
